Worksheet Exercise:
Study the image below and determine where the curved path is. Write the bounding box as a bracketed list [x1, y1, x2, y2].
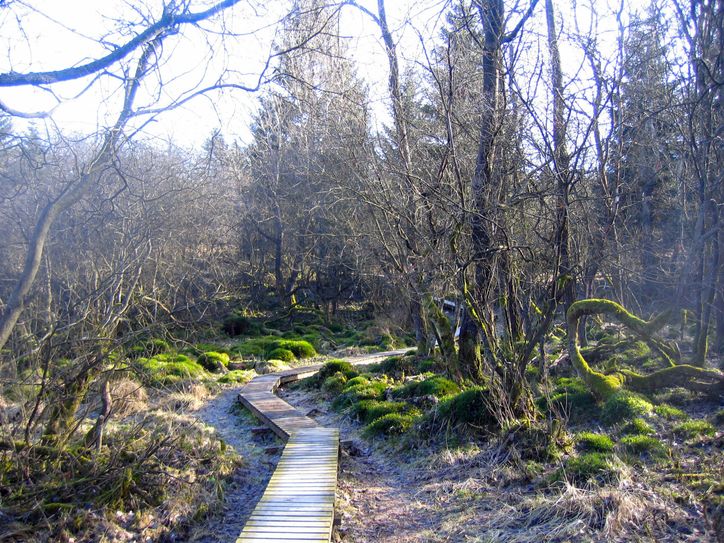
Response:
[235, 351, 407, 543]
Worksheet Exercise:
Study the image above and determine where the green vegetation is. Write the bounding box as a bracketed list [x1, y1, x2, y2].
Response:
[538, 377, 599, 421]
[601, 390, 653, 425]
[218, 369, 255, 384]
[268, 347, 295, 362]
[562, 452, 621, 485]
[436, 387, 495, 429]
[254, 359, 290, 374]
[673, 419, 716, 439]
[130, 338, 171, 358]
[575, 432, 615, 453]
[620, 417, 655, 435]
[363, 412, 418, 437]
[322, 373, 348, 394]
[231, 336, 316, 361]
[222, 313, 263, 337]
[618, 435, 667, 460]
[654, 403, 688, 420]
[317, 359, 356, 381]
[197, 351, 230, 371]
[138, 353, 206, 385]
[332, 380, 388, 410]
[393, 376, 460, 398]
[351, 399, 410, 423]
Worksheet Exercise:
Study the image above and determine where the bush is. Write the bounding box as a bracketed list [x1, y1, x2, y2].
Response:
[654, 403, 688, 421]
[619, 435, 667, 460]
[394, 376, 460, 399]
[673, 419, 716, 439]
[218, 370, 254, 384]
[363, 413, 417, 437]
[563, 453, 621, 485]
[138, 354, 206, 385]
[436, 387, 495, 428]
[576, 432, 614, 453]
[255, 359, 290, 375]
[222, 313, 262, 337]
[322, 374, 347, 394]
[620, 417, 654, 435]
[267, 348, 295, 362]
[332, 381, 388, 410]
[197, 351, 230, 372]
[351, 400, 409, 423]
[601, 390, 653, 425]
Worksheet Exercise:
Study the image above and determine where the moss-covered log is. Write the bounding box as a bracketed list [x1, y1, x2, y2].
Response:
[567, 299, 723, 399]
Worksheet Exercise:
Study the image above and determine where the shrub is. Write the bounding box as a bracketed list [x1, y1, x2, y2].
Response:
[222, 313, 262, 337]
[436, 387, 495, 428]
[394, 376, 460, 399]
[322, 374, 347, 394]
[267, 348, 295, 362]
[351, 400, 409, 423]
[197, 351, 231, 372]
[654, 403, 688, 421]
[621, 417, 654, 435]
[673, 419, 716, 439]
[576, 432, 614, 453]
[563, 453, 621, 485]
[255, 359, 289, 375]
[138, 354, 206, 385]
[332, 381, 388, 410]
[363, 413, 417, 437]
[601, 390, 653, 425]
[619, 435, 666, 456]
[218, 370, 254, 384]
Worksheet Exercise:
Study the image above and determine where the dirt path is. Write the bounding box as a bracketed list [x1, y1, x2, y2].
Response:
[188, 386, 282, 543]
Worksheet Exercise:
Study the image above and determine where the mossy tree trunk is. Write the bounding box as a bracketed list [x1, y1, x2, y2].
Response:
[567, 299, 724, 400]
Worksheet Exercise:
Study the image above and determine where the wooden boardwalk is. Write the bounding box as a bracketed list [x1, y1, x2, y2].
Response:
[236, 350, 406, 543]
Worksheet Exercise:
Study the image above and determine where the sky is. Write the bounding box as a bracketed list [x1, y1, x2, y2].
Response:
[0, 0, 653, 149]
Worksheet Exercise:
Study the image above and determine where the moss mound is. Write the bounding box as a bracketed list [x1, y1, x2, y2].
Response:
[394, 376, 460, 399]
[563, 452, 621, 485]
[601, 390, 653, 425]
[673, 419, 715, 439]
[619, 435, 667, 461]
[370, 354, 419, 376]
[351, 400, 409, 424]
[254, 359, 290, 375]
[436, 387, 495, 429]
[332, 381, 388, 410]
[130, 338, 171, 358]
[268, 348, 295, 362]
[197, 351, 230, 372]
[138, 353, 206, 385]
[576, 432, 614, 453]
[654, 403, 688, 420]
[363, 413, 417, 437]
[318, 359, 356, 381]
[218, 370, 254, 384]
[620, 417, 654, 435]
[322, 373, 348, 394]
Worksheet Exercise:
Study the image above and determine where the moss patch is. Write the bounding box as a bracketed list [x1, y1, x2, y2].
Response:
[601, 390, 653, 425]
[332, 381, 388, 410]
[363, 413, 418, 437]
[654, 403, 688, 421]
[620, 417, 654, 436]
[394, 376, 460, 399]
[562, 452, 621, 485]
[351, 399, 410, 424]
[619, 435, 667, 461]
[138, 354, 206, 385]
[673, 419, 715, 439]
[197, 351, 230, 372]
[576, 432, 615, 453]
[436, 387, 495, 429]
[218, 370, 255, 384]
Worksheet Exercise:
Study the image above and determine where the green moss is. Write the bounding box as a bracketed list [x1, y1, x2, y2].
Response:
[562, 452, 620, 485]
[436, 387, 495, 428]
[369, 354, 418, 376]
[351, 400, 409, 423]
[332, 381, 388, 410]
[601, 390, 653, 425]
[344, 376, 370, 389]
[363, 413, 417, 437]
[394, 376, 460, 399]
[673, 419, 715, 439]
[538, 377, 600, 421]
[316, 359, 357, 382]
[218, 370, 254, 384]
[621, 417, 654, 435]
[508, 420, 572, 461]
[255, 359, 290, 374]
[576, 432, 614, 453]
[138, 353, 206, 385]
[322, 374, 347, 394]
[619, 435, 667, 460]
[197, 351, 231, 372]
[654, 403, 688, 421]
[275, 339, 316, 359]
[267, 348, 295, 362]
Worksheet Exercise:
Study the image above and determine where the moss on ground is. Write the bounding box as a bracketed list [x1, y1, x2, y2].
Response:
[576, 432, 615, 453]
[393, 376, 460, 399]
